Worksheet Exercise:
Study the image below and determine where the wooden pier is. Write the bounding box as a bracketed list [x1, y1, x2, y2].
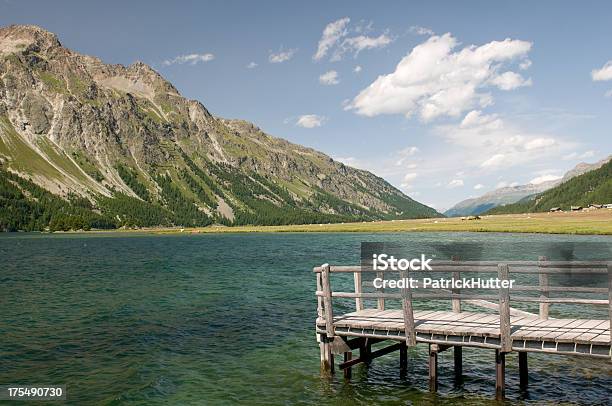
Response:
[314, 259, 611, 400]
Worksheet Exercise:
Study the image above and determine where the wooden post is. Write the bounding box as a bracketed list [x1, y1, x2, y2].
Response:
[539, 256, 549, 319]
[498, 263, 512, 353]
[400, 344, 407, 375]
[360, 339, 370, 364]
[451, 255, 461, 313]
[454, 346, 463, 381]
[316, 272, 324, 320]
[518, 352, 528, 389]
[320, 334, 334, 374]
[321, 264, 335, 338]
[377, 270, 385, 310]
[495, 349, 505, 400]
[429, 344, 438, 392]
[343, 351, 352, 379]
[354, 271, 364, 311]
[400, 269, 416, 346]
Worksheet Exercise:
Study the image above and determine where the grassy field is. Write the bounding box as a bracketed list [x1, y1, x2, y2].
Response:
[147, 210, 612, 235]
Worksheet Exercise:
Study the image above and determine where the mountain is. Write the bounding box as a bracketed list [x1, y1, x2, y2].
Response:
[444, 155, 612, 217]
[444, 182, 557, 217]
[0, 25, 439, 231]
[486, 159, 612, 214]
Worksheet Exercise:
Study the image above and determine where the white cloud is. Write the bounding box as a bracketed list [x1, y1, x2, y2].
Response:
[395, 146, 420, 166]
[337, 33, 392, 59]
[400, 172, 418, 189]
[295, 114, 326, 128]
[474, 183, 484, 190]
[269, 47, 297, 63]
[314, 18, 392, 61]
[436, 110, 568, 171]
[246, 62, 258, 69]
[519, 59, 532, 70]
[523, 137, 556, 150]
[162, 53, 215, 66]
[403, 173, 418, 181]
[448, 179, 464, 188]
[591, 61, 612, 81]
[496, 181, 518, 189]
[563, 150, 595, 160]
[410, 26, 434, 36]
[314, 17, 351, 61]
[354, 65, 362, 73]
[489, 71, 532, 90]
[481, 154, 508, 168]
[319, 70, 339, 85]
[346, 33, 532, 121]
[529, 174, 562, 185]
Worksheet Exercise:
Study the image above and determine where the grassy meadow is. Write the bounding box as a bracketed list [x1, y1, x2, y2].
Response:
[146, 209, 612, 235]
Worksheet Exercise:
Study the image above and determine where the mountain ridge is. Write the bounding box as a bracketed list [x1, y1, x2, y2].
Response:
[485, 159, 612, 214]
[0, 25, 439, 231]
[444, 155, 611, 217]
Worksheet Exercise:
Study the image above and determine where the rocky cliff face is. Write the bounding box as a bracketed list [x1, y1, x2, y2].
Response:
[0, 25, 439, 228]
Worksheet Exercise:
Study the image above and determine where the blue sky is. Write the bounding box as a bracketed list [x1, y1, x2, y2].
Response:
[2, 1, 611, 211]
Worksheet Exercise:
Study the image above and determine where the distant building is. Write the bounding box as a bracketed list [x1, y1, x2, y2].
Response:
[604, 204, 612, 209]
[570, 206, 582, 211]
[588, 204, 603, 209]
[549, 207, 562, 212]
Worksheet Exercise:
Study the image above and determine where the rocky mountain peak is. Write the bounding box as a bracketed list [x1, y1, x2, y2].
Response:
[0, 25, 61, 54]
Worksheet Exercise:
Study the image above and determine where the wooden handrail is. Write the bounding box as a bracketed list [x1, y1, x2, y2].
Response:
[361, 281, 608, 294]
[315, 290, 609, 305]
[313, 265, 609, 274]
[400, 269, 416, 346]
[315, 259, 612, 351]
[498, 264, 512, 352]
[321, 264, 335, 338]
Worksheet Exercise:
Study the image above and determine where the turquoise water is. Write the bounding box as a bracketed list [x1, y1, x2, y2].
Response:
[0, 232, 610, 405]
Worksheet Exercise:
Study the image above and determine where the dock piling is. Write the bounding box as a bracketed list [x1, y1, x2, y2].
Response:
[519, 352, 528, 389]
[343, 351, 352, 379]
[454, 346, 463, 381]
[495, 350, 506, 400]
[429, 344, 439, 392]
[400, 344, 407, 375]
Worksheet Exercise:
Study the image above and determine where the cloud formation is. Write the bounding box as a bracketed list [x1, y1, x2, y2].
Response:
[400, 172, 418, 189]
[295, 114, 326, 128]
[319, 70, 339, 85]
[269, 47, 297, 63]
[591, 61, 612, 81]
[246, 62, 258, 69]
[529, 174, 562, 185]
[437, 110, 571, 171]
[410, 26, 434, 36]
[313, 17, 393, 61]
[162, 53, 215, 66]
[314, 17, 350, 61]
[448, 179, 464, 188]
[346, 33, 532, 121]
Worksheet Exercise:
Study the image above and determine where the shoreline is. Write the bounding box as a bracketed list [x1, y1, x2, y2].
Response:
[23, 210, 612, 236]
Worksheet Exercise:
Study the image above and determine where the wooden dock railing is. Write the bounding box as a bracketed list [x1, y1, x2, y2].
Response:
[314, 259, 611, 399]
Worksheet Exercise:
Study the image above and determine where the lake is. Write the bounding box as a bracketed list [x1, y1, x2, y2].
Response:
[0, 232, 610, 405]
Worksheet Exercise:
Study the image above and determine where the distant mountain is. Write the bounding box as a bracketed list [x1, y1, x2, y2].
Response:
[486, 159, 612, 214]
[444, 155, 612, 217]
[0, 25, 439, 231]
